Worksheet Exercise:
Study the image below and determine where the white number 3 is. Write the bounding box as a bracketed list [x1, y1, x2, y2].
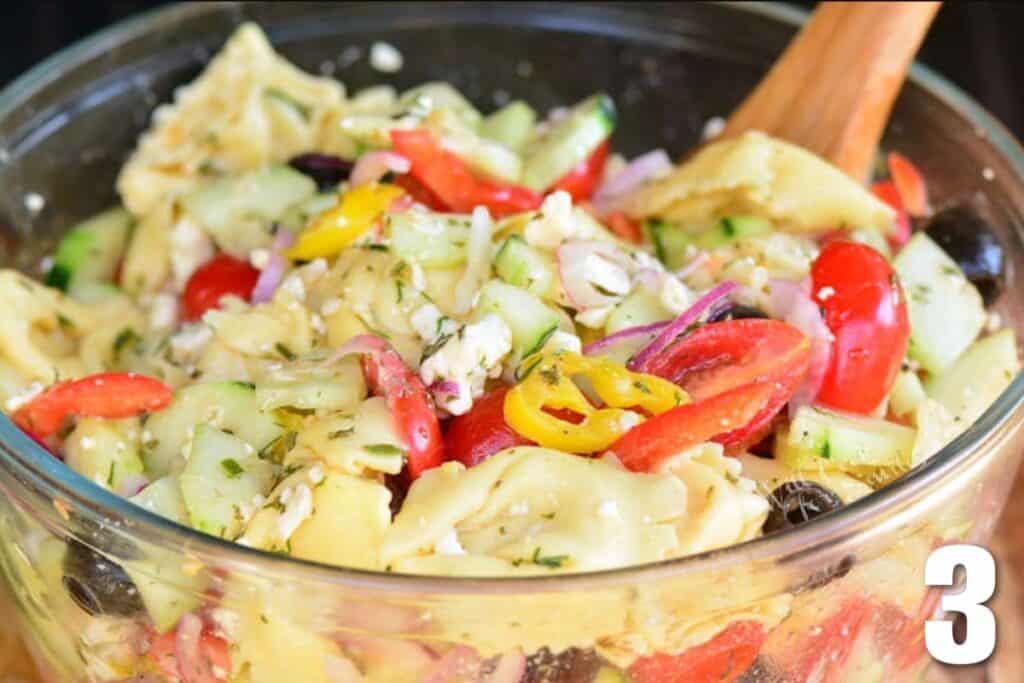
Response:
[924, 544, 996, 665]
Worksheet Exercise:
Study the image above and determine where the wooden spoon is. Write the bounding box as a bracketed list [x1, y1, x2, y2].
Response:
[721, 1, 942, 182]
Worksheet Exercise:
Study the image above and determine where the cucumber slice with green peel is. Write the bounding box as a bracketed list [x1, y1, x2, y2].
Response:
[181, 164, 316, 257]
[398, 82, 482, 127]
[894, 232, 987, 374]
[180, 425, 277, 540]
[277, 192, 339, 233]
[605, 288, 673, 334]
[428, 108, 523, 183]
[476, 280, 560, 359]
[389, 211, 471, 267]
[926, 328, 1019, 428]
[64, 418, 145, 493]
[46, 207, 133, 291]
[695, 215, 772, 249]
[480, 100, 537, 153]
[645, 218, 693, 269]
[777, 405, 917, 472]
[126, 476, 204, 632]
[521, 93, 616, 192]
[143, 381, 284, 478]
[494, 235, 556, 298]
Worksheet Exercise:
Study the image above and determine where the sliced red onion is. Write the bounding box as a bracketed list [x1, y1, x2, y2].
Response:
[583, 319, 668, 356]
[593, 149, 672, 212]
[351, 151, 411, 186]
[557, 240, 633, 309]
[430, 379, 461, 396]
[174, 612, 205, 683]
[628, 280, 738, 371]
[481, 652, 528, 683]
[251, 229, 296, 304]
[330, 334, 389, 363]
[675, 250, 710, 280]
[770, 278, 833, 414]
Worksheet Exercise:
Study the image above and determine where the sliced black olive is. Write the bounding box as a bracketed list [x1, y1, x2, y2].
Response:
[62, 539, 144, 618]
[923, 205, 1005, 305]
[287, 153, 354, 191]
[523, 647, 605, 683]
[762, 481, 843, 535]
[707, 303, 769, 323]
[736, 655, 788, 682]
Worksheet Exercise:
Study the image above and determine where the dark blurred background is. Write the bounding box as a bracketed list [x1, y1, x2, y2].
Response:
[1, 1, 1021, 139]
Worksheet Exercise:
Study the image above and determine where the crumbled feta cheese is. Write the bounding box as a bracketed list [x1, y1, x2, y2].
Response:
[410, 303, 455, 342]
[598, 500, 620, 519]
[148, 293, 179, 331]
[276, 483, 314, 542]
[524, 191, 578, 250]
[543, 330, 583, 355]
[169, 323, 213, 360]
[169, 218, 215, 290]
[308, 465, 325, 486]
[311, 313, 327, 336]
[435, 529, 467, 556]
[4, 381, 44, 412]
[701, 116, 726, 141]
[24, 192, 45, 214]
[249, 248, 271, 270]
[419, 314, 512, 415]
[279, 272, 306, 302]
[320, 298, 342, 316]
[410, 262, 427, 291]
[584, 252, 632, 296]
[369, 41, 403, 73]
[659, 275, 693, 314]
[575, 304, 615, 329]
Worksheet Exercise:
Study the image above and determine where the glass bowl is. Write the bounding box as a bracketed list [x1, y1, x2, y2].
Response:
[1, 3, 1023, 682]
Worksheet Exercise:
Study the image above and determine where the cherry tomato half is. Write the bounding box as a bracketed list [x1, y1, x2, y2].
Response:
[550, 140, 609, 202]
[444, 386, 532, 467]
[632, 319, 811, 452]
[871, 180, 912, 250]
[604, 211, 644, 244]
[394, 173, 450, 211]
[181, 253, 260, 322]
[629, 620, 768, 683]
[811, 240, 910, 414]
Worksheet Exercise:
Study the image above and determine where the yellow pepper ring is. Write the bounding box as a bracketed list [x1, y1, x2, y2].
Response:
[287, 182, 404, 260]
[504, 352, 688, 453]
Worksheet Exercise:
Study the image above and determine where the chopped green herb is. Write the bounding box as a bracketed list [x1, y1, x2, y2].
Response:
[328, 426, 355, 439]
[395, 279, 405, 303]
[531, 547, 569, 569]
[632, 380, 652, 394]
[260, 614, 269, 624]
[56, 313, 75, 331]
[539, 363, 561, 386]
[516, 355, 544, 382]
[275, 343, 297, 361]
[365, 244, 389, 252]
[422, 332, 452, 359]
[106, 462, 116, 486]
[541, 512, 556, 520]
[363, 443, 406, 458]
[263, 499, 286, 513]
[113, 328, 142, 356]
[231, 380, 257, 391]
[220, 458, 245, 478]
[355, 314, 391, 340]
[820, 441, 832, 459]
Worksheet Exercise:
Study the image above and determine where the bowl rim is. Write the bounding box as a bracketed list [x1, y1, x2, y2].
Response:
[2, 0, 1024, 595]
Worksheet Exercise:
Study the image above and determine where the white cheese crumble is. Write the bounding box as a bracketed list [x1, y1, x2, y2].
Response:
[148, 292, 179, 331]
[249, 248, 271, 270]
[4, 381, 44, 412]
[169, 218, 215, 290]
[410, 303, 455, 342]
[575, 304, 615, 329]
[508, 501, 530, 516]
[308, 465, 325, 486]
[435, 529, 467, 556]
[420, 314, 512, 415]
[208, 608, 241, 641]
[618, 412, 642, 431]
[410, 262, 427, 290]
[320, 297, 342, 316]
[543, 330, 583, 355]
[817, 286, 836, 301]
[659, 275, 693, 314]
[982, 167, 995, 181]
[79, 437, 96, 450]
[524, 191, 578, 250]
[169, 323, 213, 360]
[369, 41, 403, 73]
[279, 272, 306, 302]
[276, 483, 314, 542]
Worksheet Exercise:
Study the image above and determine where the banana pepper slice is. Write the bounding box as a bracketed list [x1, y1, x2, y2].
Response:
[287, 182, 404, 260]
[504, 352, 688, 453]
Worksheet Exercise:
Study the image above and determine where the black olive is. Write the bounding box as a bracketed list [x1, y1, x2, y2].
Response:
[707, 303, 769, 323]
[762, 481, 843, 535]
[523, 647, 605, 683]
[287, 153, 354, 191]
[923, 205, 1005, 305]
[62, 539, 145, 618]
[736, 655, 788, 682]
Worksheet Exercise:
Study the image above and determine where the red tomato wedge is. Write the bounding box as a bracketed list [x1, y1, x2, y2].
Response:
[609, 381, 775, 472]
[391, 129, 543, 217]
[393, 173, 449, 211]
[788, 598, 872, 683]
[147, 619, 231, 683]
[871, 179, 912, 249]
[887, 152, 930, 217]
[12, 372, 173, 438]
[604, 211, 644, 244]
[811, 240, 910, 414]
[632, 319, 810, 451]
[629, 620, 768, 683]
[550, 140, 609, 201]
[354, 335, 443, 480]
[181, 253, 260, 322]
[444, 386, 532, 467]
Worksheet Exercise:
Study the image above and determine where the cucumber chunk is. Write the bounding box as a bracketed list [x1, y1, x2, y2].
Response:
[398, 82, 482, 127]
[777, 405, 916, 472]
[494, 235, 556, 298]
[182, 164, 316, 257]
[605, 288, 673, 334]
[888, 370, 927, 418]
[143, 381, 284, 477]
[926, 328, 1019, 427]
[695, 215, 772, 249]
[46, 207, 133, 291]
[64, 418, 145, 493]
[894, 232, 986, 374]
[389, 211, 471, 267]
[480, 100, 537, 152]
[180, 425, 277, 540]
[278, 192, 339, 233]
[645, 218, 692, 269]
[521, 93, 616, 192]
[476, 280, 560, 359]
[428, 108, 522, 183]
[126, 476, 203, 632]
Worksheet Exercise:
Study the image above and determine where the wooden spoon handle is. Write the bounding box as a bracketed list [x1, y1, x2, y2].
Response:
[722, 1, 941, 182]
